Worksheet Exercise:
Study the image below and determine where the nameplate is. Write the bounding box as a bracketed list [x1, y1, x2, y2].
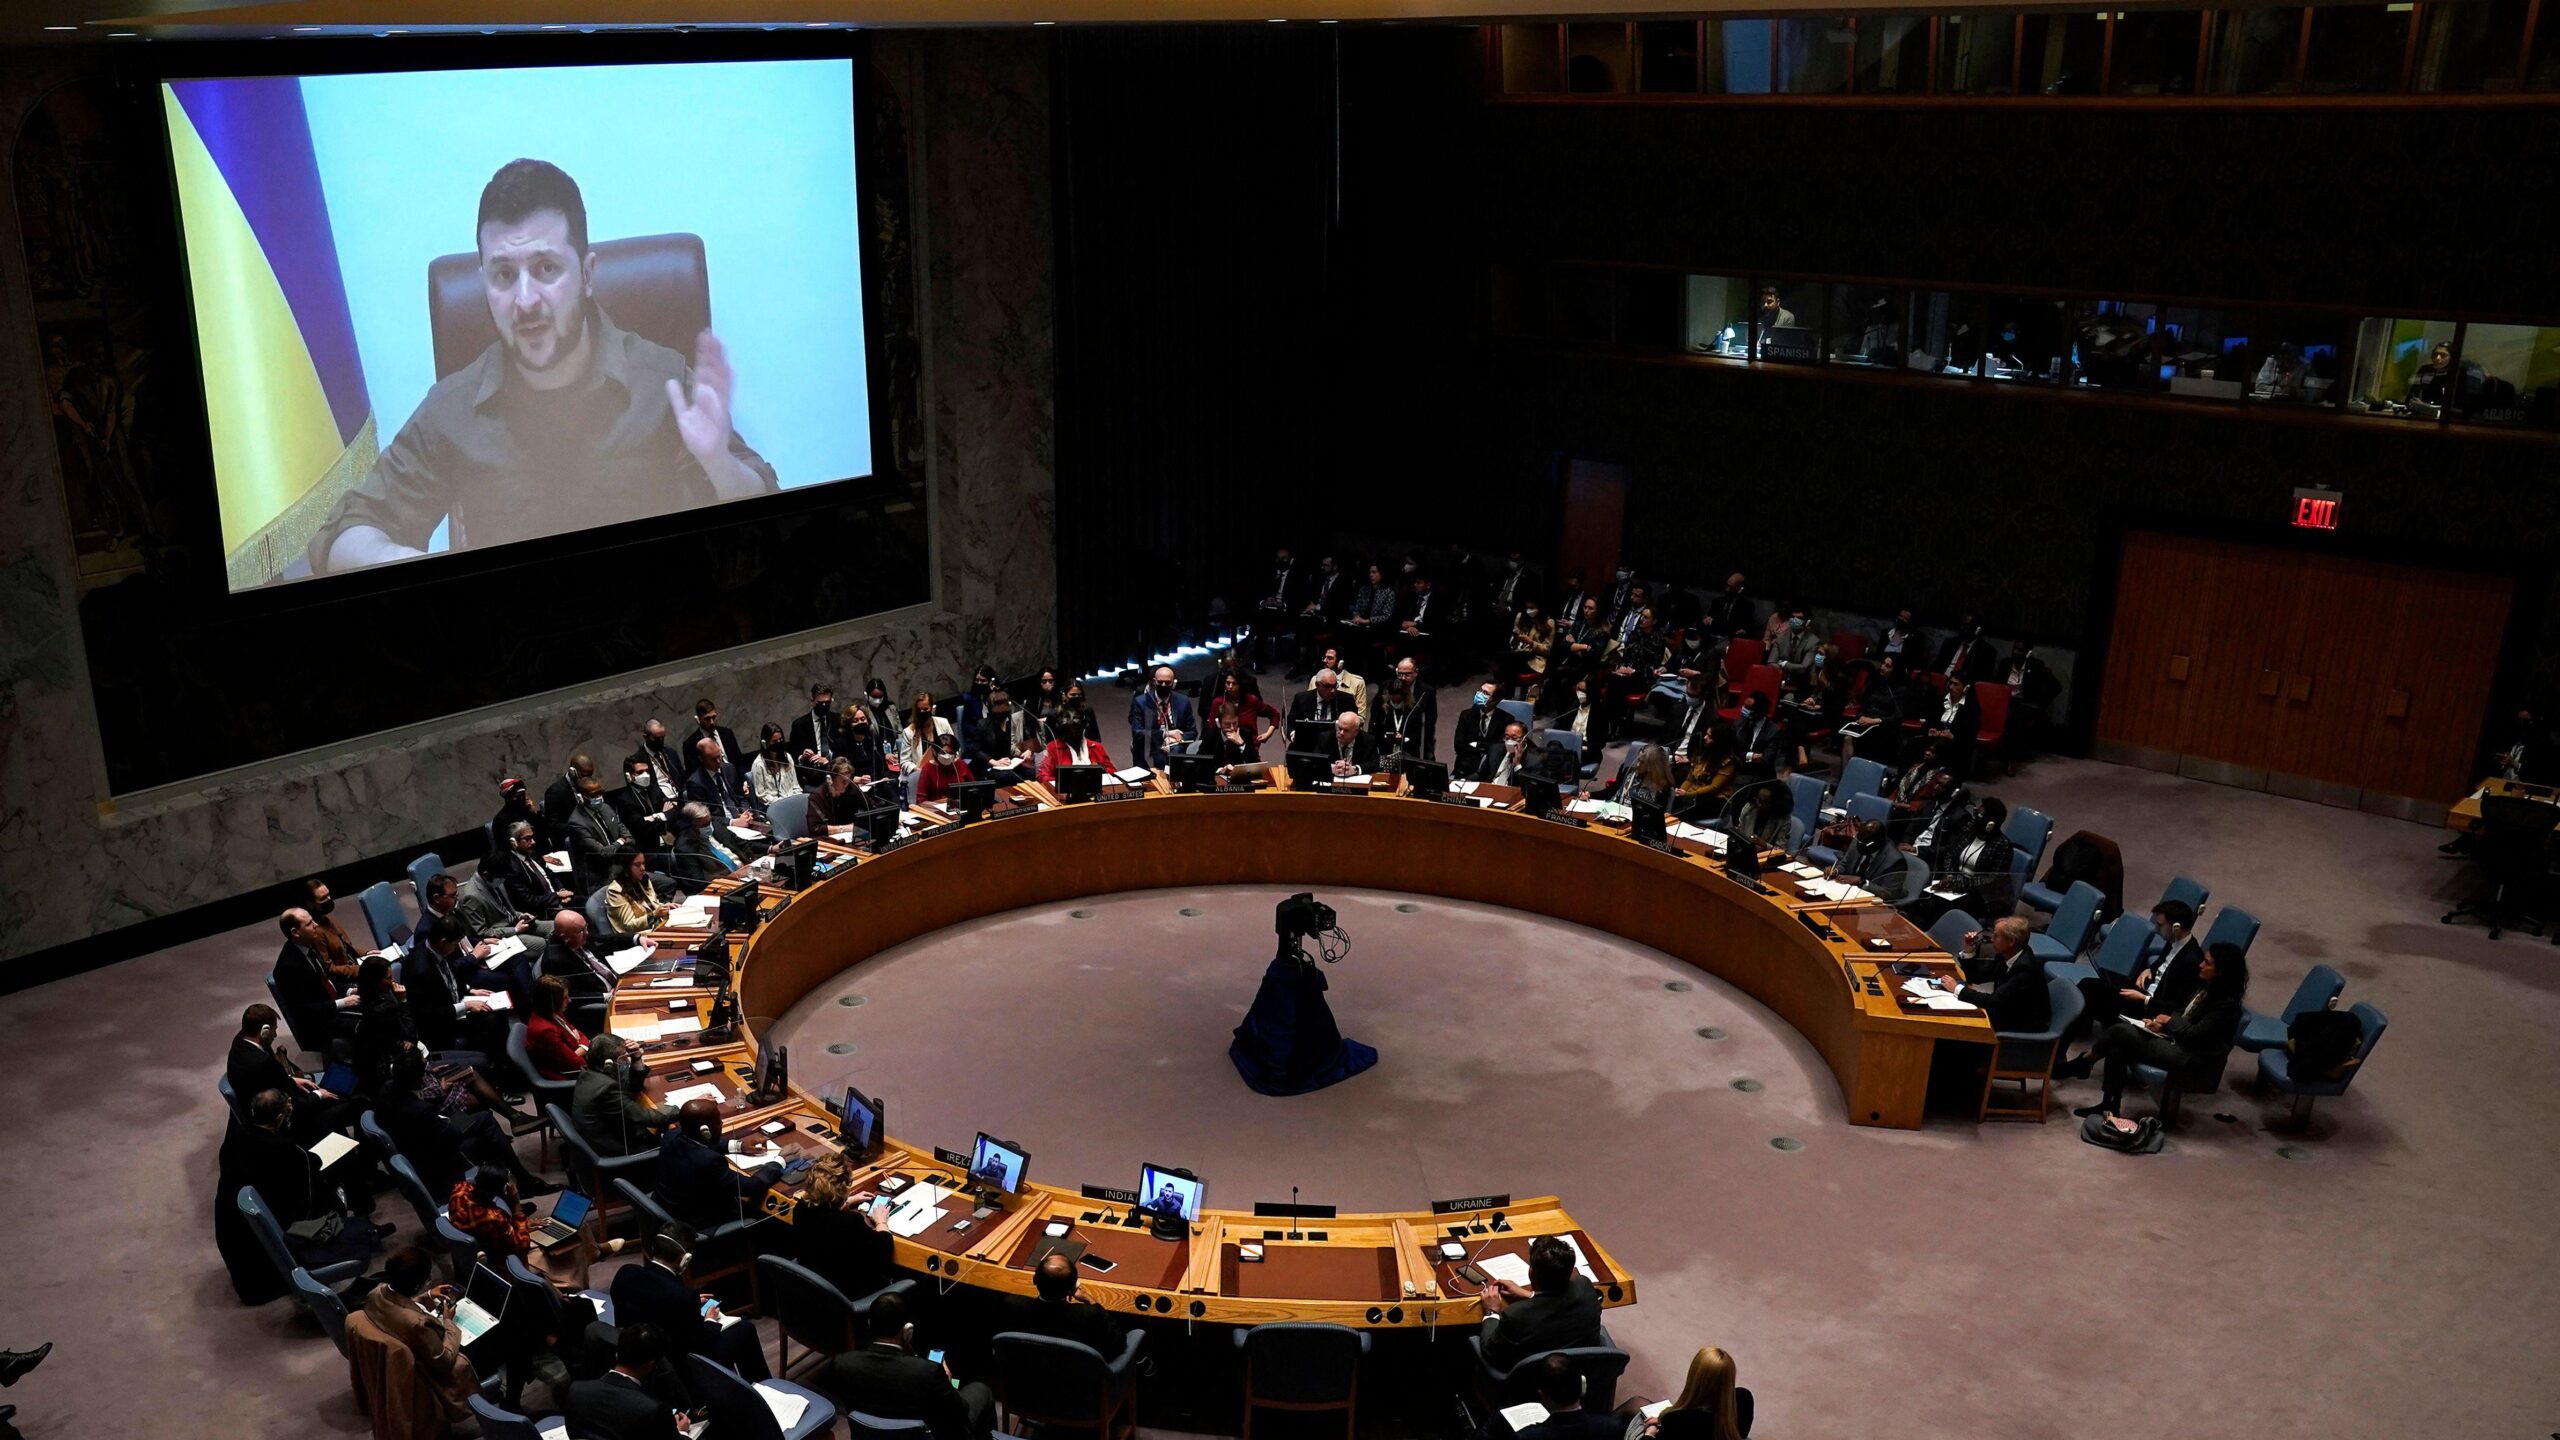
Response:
[1081, 1184, 1140, 1205]
[1092, 790, 1148, 804]
[1536, 813, 1589, 828]
[933, 1146, 971, 1168]
[1303, 784, 1370, 797]
[1430, 1194, 1511, 1215]
[1252, 1200, 1338, 1219]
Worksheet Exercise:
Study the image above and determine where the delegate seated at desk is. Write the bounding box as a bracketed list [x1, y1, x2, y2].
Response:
[1479, 1236, 1605, 1371]
[310, 159, 777, 575]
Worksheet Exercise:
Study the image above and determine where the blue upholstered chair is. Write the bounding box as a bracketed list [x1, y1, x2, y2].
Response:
[1926, 908, 1982, 956]
[768, 793, 811, 845]
[358, 880, 407, 953]
[2203, 905, 2262, 957]
[846, 1412, 934, 1440]
[553, 1103, 658, 1223]
[681, 1353, 839, 1440]
[406, 852, 445, 910]
[1804, 793, 1891, 869]
[466, 1393, 546, 1440]
[290, 1266, 352, 1355]
[756, 1255, 917, 1378]
[1496, 698, 1535, 733]
[2003, 806, 2054, 874]
[1979, 970, 2085, 1122]
[216, 1073, 243, 1124]
[238, 1186, 367, 1292]
[506, 1022, 576, 1160]
[1538, 729, 1586, 795]
[1784, 772, 1826, 852]
[992, 1329, 1146, 1440]
[1466, 1329, 1630, 1412]
[2259, 1001, 2386, 1126]
[2238, 964, 2345, 1053]
[1234, 1322, 1369, 1440]
[2129, 1022, 2242, 1127]
[2086, 915, 2151, 986]
[614, 1177, 767, 1288]
[2027, 882, 2104, 964]
[1832, 755, 1887, 809]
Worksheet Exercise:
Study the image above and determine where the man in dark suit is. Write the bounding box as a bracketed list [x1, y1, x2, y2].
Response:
[683, 700, 743, 782]
[539, 910, 621, 1023]
[214, 1087, 380, 1302]
[1129, 666, 1198, 769]
[655, 1098, 782, 1230]
[2058, 900, 2202, 1076]
[999, 1253, 1131, 1357]
[1470, 720, 1535, 785]
[820, 1291, 996, 1440]
[1731, 696, 1794, 783]
[629, 720, 687, 799]
[1326, 712, 1380, 778]
[564, 1323, 692, 1440]
[671, 803, 759, 892]
[270, 906, 361, 1049]
[565, 774, 637, 889]
[491, 818, 576, 917]
[1451, 682, 1506, 778]
[1250, 546, 1308, 671]
[613, 755, 681, 857]
[541, 755, 598, 851]
[1936, 617, 1993, 681]
[1955, 917, 2051, 1033]
[1291, 554, 1351, 666]
[228, 1003, 362, 1142]
[1828, 819, 1910, 900]
[403, 916, 503, 1060]
[1286, 670, 1357, 732]
[788, 682, 846, 783]
[1705, 572, 1756, 638]
[609, 1234, 770, 1382]
[1513, 1353, 1622, 1440]
[1478, 1236, 1603, 1371]
[685, 737, 762, 826]
[572, 1038, 679, 1156]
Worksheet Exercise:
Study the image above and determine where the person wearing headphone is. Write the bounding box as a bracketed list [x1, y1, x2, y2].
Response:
[1513, 1353, 1621, 1440]
[819, 1290, 996, 1440]
[653, 1097, 783, 1231]
[1478, 1235, 1604, 1371]
[224, 1003, 363, 1141]
[608, 1233, 772, 1389]
[570, 1037, 677, 1156]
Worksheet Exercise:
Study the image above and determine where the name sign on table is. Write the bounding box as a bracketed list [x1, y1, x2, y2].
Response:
[1431, 1194, 1512, 1215]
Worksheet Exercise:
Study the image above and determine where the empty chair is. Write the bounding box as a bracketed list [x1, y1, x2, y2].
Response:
[768, 792, 811, 845]
[1496, 698, 1535, 733]
[1979, 969, 2085, 1122]
[2257, 1001, 2387, 1126]
[1234, 1323, 1369, 1440]
[1896, 850, 1933, 907]
[466, 1393, 547, 1440]
[2027, 882, 2104, 965]
[1539, 728, 1586, 795]
[1926, 908, 1983, 956]
[552, 1103, 658, 1221]
[681, 1353, 838, 1440]
[1971, 680, 2011, 756]
[2238, 964, 2347, 1053]
[358, 880, 407, 953]
[992, 1330, 1146, 1440]
[2003, 806, 2054, 874]
[2203, 905, 2262, 957]
[290, 1265, 352, 1355]
[1832, 756, 1887, 808]
[2085, 915, 2152, 986]
[237, 1186, 369, 1291]
[506, 1023, 577, 1158]
[405, 852, 445, 910]
[358, 1107, 398, 1159]
[1784, 772, 1826, 851]
[1720, 638, 1765, 691]
[757, 1255, 917, 1378]
[1466, 1332, 1631, 1413]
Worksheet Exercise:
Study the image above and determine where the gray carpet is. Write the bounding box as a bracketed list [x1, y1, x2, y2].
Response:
[1, 748, 2553, 1440]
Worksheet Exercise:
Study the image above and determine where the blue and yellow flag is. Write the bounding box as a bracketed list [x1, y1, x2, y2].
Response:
[165, 77, 375, 586]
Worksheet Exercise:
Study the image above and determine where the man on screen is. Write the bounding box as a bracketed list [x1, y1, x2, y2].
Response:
[311, 159, 776, 573]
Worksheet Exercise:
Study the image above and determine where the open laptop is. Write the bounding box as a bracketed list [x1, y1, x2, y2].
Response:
[451, 1262, 513, 1361]
[529, 1189, 592, 1249]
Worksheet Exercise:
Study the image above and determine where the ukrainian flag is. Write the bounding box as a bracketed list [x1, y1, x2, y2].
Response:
[165, 77, 375, 587]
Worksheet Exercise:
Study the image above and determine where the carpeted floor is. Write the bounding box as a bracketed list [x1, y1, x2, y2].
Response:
[1, 747, 2554, 1440]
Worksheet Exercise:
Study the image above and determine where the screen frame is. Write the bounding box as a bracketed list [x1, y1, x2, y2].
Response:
[147, 33, 900, 613]
[969, 1131, 1027, 1194]
[1138, 1162, 1204, 1222]
[834, 1083, 885, 1163]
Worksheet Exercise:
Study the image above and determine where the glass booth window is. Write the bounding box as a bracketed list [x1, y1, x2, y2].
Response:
[1938, 13, 2018, 93]
[2110, 10, 2206, 94]
[1749, 280, 1824, 363]
[2206, 7, 2302, 93]
[1856, 15, 1930, 92]
[2018, 11, 2106, 94]
[1909, 291, 1988, 377]
[1501, 24, 1564, 94]
[1722, 18, 1776, 92]
[1980, 297, 2073, 383]
[2070, 300, 2162, 392]
[1613, 270, 1684, 351]
[2158, 307, 2249, 400]
[1685, 275, 1753, 358]
[2347, 317, 2460, 417]
[2412, 0, 2529, 91]
[1567, 23, 1636, 93]
[2532, 6, 2560, 89]
[1826, 285, 1911, 369]
[2302, 4, 2409, 94]
[1776, 17, 1856, 93]
[1541, 266, 1617, 344]
[2447, 323, 2560, 429]
[2232, 311, 2353, 406]
[1639, 21, 1704, 92]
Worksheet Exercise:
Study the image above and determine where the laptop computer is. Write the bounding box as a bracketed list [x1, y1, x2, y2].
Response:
[529, 1189, 592, 1249]
[451, 1262, 513, 1361]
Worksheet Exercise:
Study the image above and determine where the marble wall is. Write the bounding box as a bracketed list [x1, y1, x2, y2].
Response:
[0, 35, 1055, 966]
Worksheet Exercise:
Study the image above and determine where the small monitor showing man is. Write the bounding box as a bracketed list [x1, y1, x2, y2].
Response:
[1138, 1163, 1205, 1223]
[970, 1133, 1028, 1195]
[835, 1084, 885, 1162]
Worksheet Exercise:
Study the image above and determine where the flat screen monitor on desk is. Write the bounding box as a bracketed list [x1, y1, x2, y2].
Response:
[695, 927, 732, 988]
[1284, 751, 1333, 790]
[1725, 835, 1762, 881]
[1632, 796, 1668, 844]
[776, 837, 817, 890]
[1138, 1163, 1205, 1223]
[1290, 718, 1338, 755]
[1521, 774, 1561, 817]
[1169, 753, 1223, 793]
[969, 1133, 1028, 1196]
[834, 1083, 886, 1163]
[946, 779, 996, 819]
[719, 880, 761, 932]
[1402, 758, 1450, 799]
[853, 806, 900, 848]
[1055, 764, 1105, 803]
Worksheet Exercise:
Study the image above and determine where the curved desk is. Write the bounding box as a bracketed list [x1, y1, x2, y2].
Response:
[605, 779, 1988, 1329]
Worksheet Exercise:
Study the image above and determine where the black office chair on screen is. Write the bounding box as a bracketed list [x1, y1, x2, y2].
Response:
[2441, 795, 2557, 940]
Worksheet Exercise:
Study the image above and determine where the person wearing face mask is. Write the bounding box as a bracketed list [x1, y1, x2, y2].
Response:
[913, 733, 976, 805]
[1129, 665, 1197, 768]
[838, 700, 892, 782]
[1876, 608, 1923, 665]
[973, 687, 1035, 776]
[1648, 620, 1718, 720]
[1332, 563, 1398, 665]
[1825, 817, 1910, 898]
[861, 677, 903, 733]
[1541, 676, 1602, 747]
[1053, 682, 1099, 747]
[788, 682, 845, 783]
[899, 691, 956, 790]
[1492, 550, 1540, 620]
[1472, 720, 1538, 785]
[1935, 616, 1992, 682]
[1730, 691, 1795, 783]
[493, 816, 577, 919]
[1451, 682, 1506, 776]
[1766, 610, 1820, 690]
[541, 754, 600, 851]
[1375, 656, 1437, 763]
[1508, 599, 1557, 702]
[953, 664, 999, 738]
[683, 699, 742, 782]
[564, 771, 636, 889]
[611, 754, 680, 854]
[1556, 596, 1616, 694]
[1037, 714, 1116, 784]
[1923, 676, 1984, 778]
[746, 724, 800, 810]
[1605, 606, 1673, 741]
[294, 877, 367, 987]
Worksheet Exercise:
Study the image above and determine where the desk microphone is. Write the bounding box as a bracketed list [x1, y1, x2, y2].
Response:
[1287, 1185, 1301, 1242]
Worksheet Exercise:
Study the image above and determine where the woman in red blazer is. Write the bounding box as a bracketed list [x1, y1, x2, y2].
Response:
[522, 975, 589, 1081]
[1037, 715, 1115, 783]
[913, 735, 977, 804]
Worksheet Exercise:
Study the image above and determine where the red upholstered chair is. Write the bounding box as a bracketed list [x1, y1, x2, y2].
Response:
[1972, 680, 2012, 751]
[428, 233, 710, 381]
[1721, 638, 1766, 698]
[1828, 631, 1868, 663]
[1719, 664, 1782, 722]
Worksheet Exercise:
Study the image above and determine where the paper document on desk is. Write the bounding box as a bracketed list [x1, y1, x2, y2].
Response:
[1479, 1253, 1533, 1288]
[662, 1083, 725, 1108]
[727, 1150, 784, 1175]
[1113, 766, 1155, 786]
[1553, 1232, 1599, 1282]
[657, 1016, 703, 1035]
[613, 1021, 663, 1042]
[647, 976, 693, 989]
[605, 947, 655, 977]
[728, 823, 765, 841]
[1565, 799, 1607, 816]
[1779, 862, 1823, 879]
[1337, 773, 1373, 787]
[1925, 883, 1964, 900]
[1499, 1404, 1551, 1432]
[886, 1204, 949, 1238]
[1449, 779, 1481, 795]
[1669, 821, 1727, 851]
[756, 1383, 811, 1432]
[308, 1132, 359, 1169]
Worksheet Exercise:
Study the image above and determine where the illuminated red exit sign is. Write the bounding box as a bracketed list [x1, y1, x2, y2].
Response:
[2291, 487, 2342, 531]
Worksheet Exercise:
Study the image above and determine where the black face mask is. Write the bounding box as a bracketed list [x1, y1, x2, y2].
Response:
[814, 700, 832, 714]
[311, 897, 335, 917]
[1155, 682, 1174, 695]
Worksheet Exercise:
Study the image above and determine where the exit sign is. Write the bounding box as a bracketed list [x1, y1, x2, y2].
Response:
[2291, 487, 2342, 531]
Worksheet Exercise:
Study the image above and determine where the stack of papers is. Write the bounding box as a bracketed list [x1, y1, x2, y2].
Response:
[658, 1016, 704, 1035]
[1499, 1403, 1552, 1432]
[662, 1083, 725, 1107]
[1565, 799, 1608, 817]
[755, 1384, 811, 1431]
[542, 850, 572, 872]
[1337, 772, 1374, 787]
[669, 899, 718, 928]
[604, 946, 655, 977]
[728, 823, 765, 842]
[1479, 1253, 1533, 1287]
[483, 935, 527, 965]
[1668, 821, 1727, 851]
[1901, 977, 1974, 1011]
[727, 1149, 784, 1175]
[1779, 861, 1824, 879]
[1449, 779, 1481, 795]
[308, 1132, 359, 1168]
[1801, 878, 1867, 903]
[613, 1020, 663, 1042]
[1112, 766, 1155, 786]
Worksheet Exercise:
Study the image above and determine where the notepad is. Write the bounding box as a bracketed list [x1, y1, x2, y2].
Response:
[663, 1083, 724, 1107]
[604, 947, 654, 977]
[728, 824, 765, 841]
[1500, 1402, 1551, 1431]
[1553, 1232, 1599, 1282]
[727, 1150, 783, 1175]
[1479, 1253, 1533, 1287]
[613, 1021, 663, 1042]
[657, 1016, 703, 1035]
[1449, 779, 1481, 795]
[308, 1132, 358, 1169]
[647, 976, 692, 988]
[1113, 766, 1155, 786]
[755, 1383, 810, 1431]
[543, 850, 571, 871]
[477, 991, 514, 1012]
[483, 935, 527, 965]
[886, 1204, 949, 1237]
[1669, 821, 1727, 851]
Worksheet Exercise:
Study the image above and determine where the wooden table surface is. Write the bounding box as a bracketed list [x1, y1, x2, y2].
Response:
[610, 773, 1990, 1328]
[2443, 775, 2560, 832]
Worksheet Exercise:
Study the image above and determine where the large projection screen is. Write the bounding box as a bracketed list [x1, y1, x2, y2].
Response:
[161, 58, 873, 590]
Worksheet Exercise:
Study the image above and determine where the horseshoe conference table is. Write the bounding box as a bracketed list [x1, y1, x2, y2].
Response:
[602, 773, 1989, 1330]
